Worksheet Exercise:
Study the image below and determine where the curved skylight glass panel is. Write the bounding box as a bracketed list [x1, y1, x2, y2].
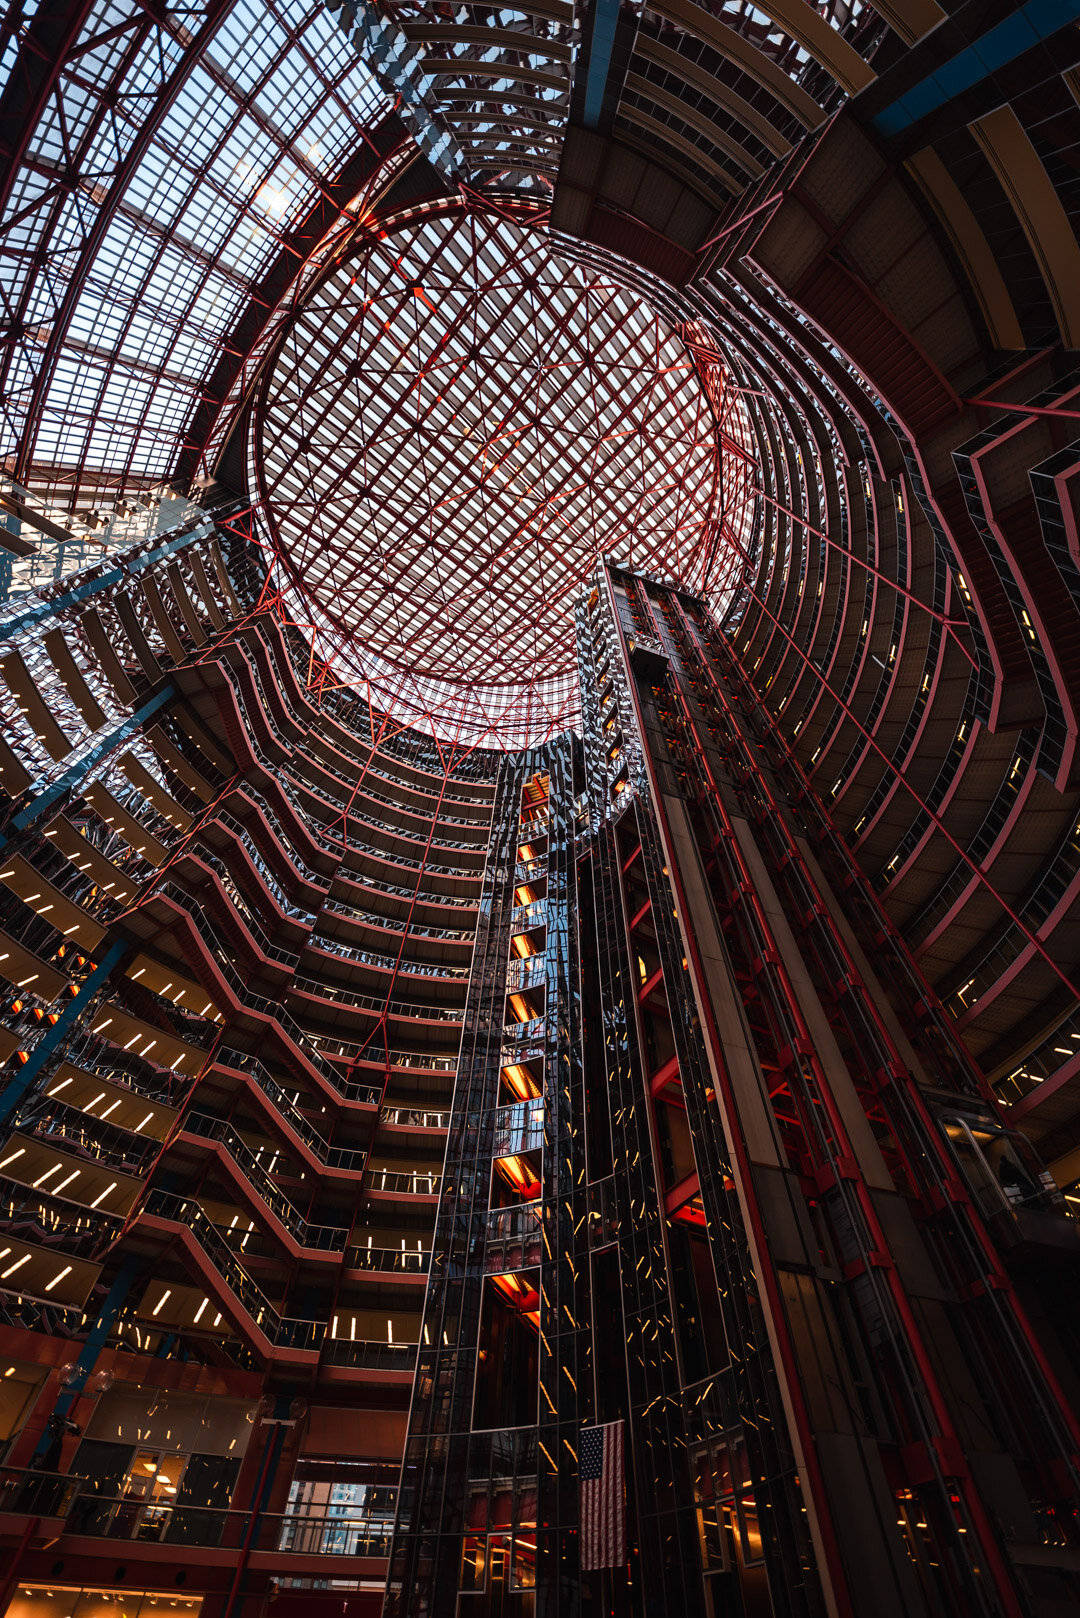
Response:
[252, 211, 733, 747]
[0, 0, 390, 525]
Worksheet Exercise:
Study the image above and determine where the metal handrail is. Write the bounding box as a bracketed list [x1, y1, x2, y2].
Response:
[142, 1188, 324, 1350]
[346, 1244, 429, 1273]
[182, 1112, 350, 1250]
[288, 971, 464, 1022]
[0, 1468, 395, 1555]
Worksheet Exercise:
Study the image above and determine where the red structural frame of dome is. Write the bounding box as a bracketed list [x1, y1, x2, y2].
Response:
[243, 204, 756, 749]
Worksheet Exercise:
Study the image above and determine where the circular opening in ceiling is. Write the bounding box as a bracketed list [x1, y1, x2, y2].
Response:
[252, 210, 739, 747]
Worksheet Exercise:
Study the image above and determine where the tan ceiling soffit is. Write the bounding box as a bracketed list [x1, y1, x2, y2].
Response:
[624, 71, 765, 178]
[634, 36, 793, 157]
[971, 105, 1080, 350]
[906, 148, 1024, 351]
[612, 123, 731, 210]
[647, 0, 824, 127]
[617, 107, 742, 198]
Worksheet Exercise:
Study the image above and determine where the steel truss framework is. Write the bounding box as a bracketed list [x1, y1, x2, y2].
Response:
[249, 205, 752, 747]
[3, 0, 1079, 1086]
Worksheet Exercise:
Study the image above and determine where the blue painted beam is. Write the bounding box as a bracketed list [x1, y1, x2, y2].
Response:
[0, 937, 127, 1130]
[582, 0, 623, 129]
[6, 684, 174, 839]
[0, 524, 207, 644]
[871, 0, 1080, 138]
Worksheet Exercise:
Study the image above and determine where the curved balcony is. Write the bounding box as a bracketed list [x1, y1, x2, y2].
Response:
[284, 734, 492, 839]
[178, 1111, 351, 1256]
[14, 1098, 159, 1180]
[206, 652, 483, 863]
[230, 782, 331, 895]
[206, 811, 318, 926]
[303, 933, 470, 986]
[346, 1244, 429, 1276]
[286, 972, 465, 1028]
[135, 885, 369, 1097]
[140, 1186, 324, 1358]
[366, 1166, 442, 1201]
[214, 1045, 377, 1153]
[233, 630, 480, 828]
[331, 861, 480, 917]
[321, 1337, 418, 1373]
[319, 893, 472, 944]
[381, 1104, 450, 1131]
[269, 624, 498, 804]
[305, 1033, 458, 1081]
[182, 846, 302, 978]
[281, 767, 487, 871]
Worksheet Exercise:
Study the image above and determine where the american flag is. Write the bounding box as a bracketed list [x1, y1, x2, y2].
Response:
[580, 1419, 626, 1570]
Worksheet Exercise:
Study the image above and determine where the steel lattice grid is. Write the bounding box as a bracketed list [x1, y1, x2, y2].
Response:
[250, 209, 740, 747]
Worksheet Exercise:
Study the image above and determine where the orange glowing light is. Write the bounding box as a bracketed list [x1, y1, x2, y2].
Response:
[502, 1064, 540, 1100]
[508, 993, 533, 1024]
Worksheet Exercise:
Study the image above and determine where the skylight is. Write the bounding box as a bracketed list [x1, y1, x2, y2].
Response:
[252, 210, 732, 747]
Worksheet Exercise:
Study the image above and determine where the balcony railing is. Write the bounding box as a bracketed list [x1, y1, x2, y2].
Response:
[305, 931, 471, 981]
[182, 1111, 350, 1251]
[305, 1031, 457, 1072]
[382, 1105, 450, 1129]
[216, 1044, 377, 1150]
[142, 1188, 324, 1351]
[320, 894, 474, 943]
[148, 885, 378, 1092]
[212, 811, 317, 924]
[367, 1167, 441, 1197]
[289, 971, 464, 1023]
[15, 1096, 159, 1178]
[232, 783, 328, 892]
[0, 1467, 393, 1556]
[345, 1244, 428, 1274]
[322, 1337, 418, 1370]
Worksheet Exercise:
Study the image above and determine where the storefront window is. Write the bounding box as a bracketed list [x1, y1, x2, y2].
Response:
[4, 1585, 201, 1618]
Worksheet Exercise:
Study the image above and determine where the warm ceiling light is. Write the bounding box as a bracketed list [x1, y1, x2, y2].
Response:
[495, 1154, 540, 1197]
[508, 993, 533, 1024]
[502, 1064, 539, 1100]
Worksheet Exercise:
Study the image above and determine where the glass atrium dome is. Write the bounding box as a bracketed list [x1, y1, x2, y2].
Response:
[251, 210, 748, 747]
